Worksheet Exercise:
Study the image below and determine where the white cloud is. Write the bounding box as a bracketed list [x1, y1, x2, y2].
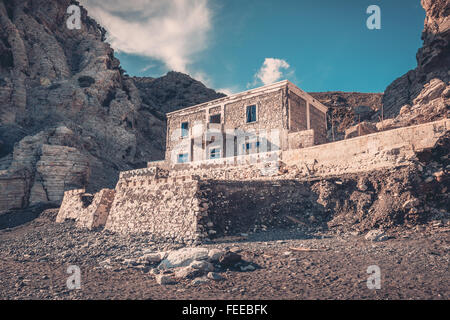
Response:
[79, 0, 212, 73]
[255, 58, 291, 85]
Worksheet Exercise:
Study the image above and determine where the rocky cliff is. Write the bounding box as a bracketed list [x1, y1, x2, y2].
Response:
[0, 0, 224, 212]
[379, 0, 449, 123]
[133, 72, 226, 119]
[309, 92, 383, 141]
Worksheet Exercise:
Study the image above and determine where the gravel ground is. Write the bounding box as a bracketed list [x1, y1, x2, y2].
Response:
[0, 210, 448, 300]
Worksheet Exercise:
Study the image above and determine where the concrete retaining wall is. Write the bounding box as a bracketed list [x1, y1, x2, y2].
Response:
[282, 118, 449, 177]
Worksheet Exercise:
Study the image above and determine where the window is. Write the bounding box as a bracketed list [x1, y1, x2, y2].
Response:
[242, 140, 260, 154]
[177, 153, 189, 163]
[209, 148, 221, 159]
[209, 114, 221, 124]
[181, 122, 189, 137]
[246, 105, 257, 123]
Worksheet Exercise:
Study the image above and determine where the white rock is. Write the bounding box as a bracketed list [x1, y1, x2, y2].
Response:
[364, 230, 388, 242]
[190, 260, 214, 272]
[174, 266, 202, 279]
[155, 274, 176, 285]
[158, 247, 209, 269]
[191, 277, 209, 285]
[207, 272, 225, 281]
[240, 264, 256, 271]
[138, 252, 166, 264]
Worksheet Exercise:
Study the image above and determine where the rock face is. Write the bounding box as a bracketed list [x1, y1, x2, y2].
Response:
[132, 72, 226, 117]
[380, 0, 450, 121]
[309, 92, 383, 141]
[0, 0, 224, 212]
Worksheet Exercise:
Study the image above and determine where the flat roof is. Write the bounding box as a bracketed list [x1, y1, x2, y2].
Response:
[166, 80, 328, 116]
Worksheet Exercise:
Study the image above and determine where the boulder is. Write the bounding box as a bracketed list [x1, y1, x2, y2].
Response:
[207, 249, 225, 262]
[207, 272, 225, 281]
[137, 252, 167, 265]
[158, 247, 209, 269]
[190, 260, 214, 272]
[219, 251, 242, 266]
[155, 274, 176, 285]
[174, 266, 204, 279]
[364, 230, 388, 242]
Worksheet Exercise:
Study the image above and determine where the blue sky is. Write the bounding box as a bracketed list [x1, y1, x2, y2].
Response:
[81, 0, 426, 94]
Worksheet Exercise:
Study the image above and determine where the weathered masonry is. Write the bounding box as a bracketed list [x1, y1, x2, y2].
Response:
[56, 116, 450, 243]
[165, 80, 328, 164]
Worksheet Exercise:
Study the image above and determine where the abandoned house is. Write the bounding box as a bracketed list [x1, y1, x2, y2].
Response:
[165, 80, 328, 164]
[55, 73, 449, 242]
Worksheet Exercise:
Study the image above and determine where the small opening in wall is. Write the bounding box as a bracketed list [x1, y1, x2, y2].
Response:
[178, 153, 189, 163]
[209, 147, 221, 159]
[181, 122, 189, 137]
[209, 114, 221, 124]
[246, 105, 257, 123]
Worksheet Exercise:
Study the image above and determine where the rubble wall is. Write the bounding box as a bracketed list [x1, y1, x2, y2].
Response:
[55, 188, 115, 230]
[55, 189, 86, 222]
[56, 119, 448, 241]
[223, 89, 286, 131]
[199, 179, 326, 238]
[104, 175, 206, 243]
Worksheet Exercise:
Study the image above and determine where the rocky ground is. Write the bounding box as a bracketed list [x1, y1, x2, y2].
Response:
[0, 209, 448, 300]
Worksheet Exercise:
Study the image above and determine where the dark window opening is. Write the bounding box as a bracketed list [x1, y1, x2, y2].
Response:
[209, 114, 221, 124]
[209, 148, 221, 159]
[177, 153, 189, 163]
[246, 105, 257, 123]
[181, 122, 189, 137]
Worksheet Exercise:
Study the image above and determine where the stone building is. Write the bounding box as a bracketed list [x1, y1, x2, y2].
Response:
[55, 79, 450, 243]
[165, 80, 328, 164]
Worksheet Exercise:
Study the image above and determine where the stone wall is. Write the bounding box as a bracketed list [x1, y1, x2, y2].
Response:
[309, 104, 327, 144]
[288, 130, 315, 149]
[198, 179, 325, 237]
[56, 119, 449, 242]
[156, 119, 450, 181]
[288, 92, 308, 132]
[224, 90, 286, 131]
[166, 109, 206, 162]
[150, 151, 283, 180]
[55, 189, 86, 222]
[55, 188, 115, 230]
[104, 175, 206, 243]
[282, 118, 450, 178]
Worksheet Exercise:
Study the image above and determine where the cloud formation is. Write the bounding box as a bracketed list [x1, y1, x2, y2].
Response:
[255, 58, 291, 85]
[80, 0, 212, 73]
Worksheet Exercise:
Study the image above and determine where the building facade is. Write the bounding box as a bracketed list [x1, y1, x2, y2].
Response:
[165, 80, 328, 164]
